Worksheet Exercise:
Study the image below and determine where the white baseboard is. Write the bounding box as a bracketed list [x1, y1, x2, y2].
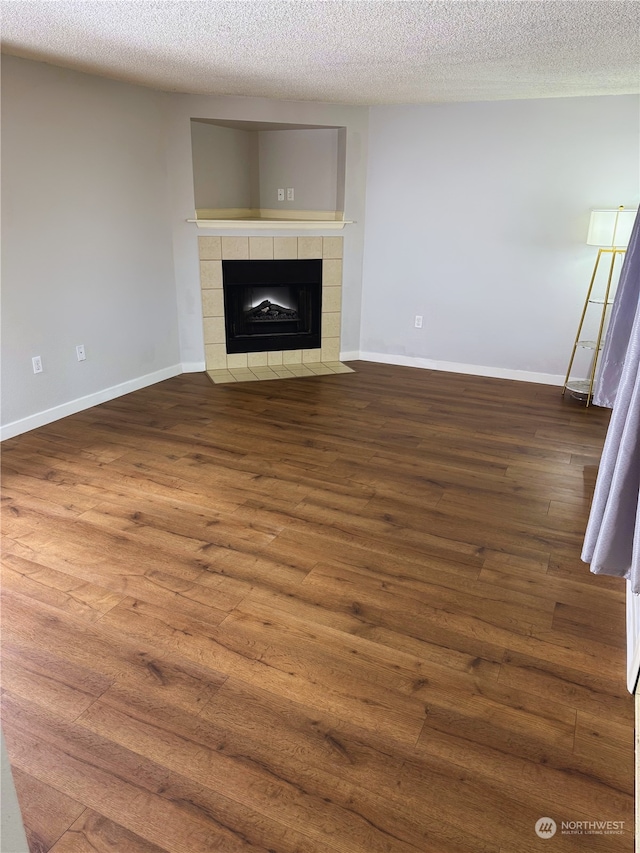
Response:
[1, 364, 184, 441]
[627, 582, 640, 694]
[356, 351, 564, 386]
[181, 361, 206, 373]
[339, 351, 361, 362]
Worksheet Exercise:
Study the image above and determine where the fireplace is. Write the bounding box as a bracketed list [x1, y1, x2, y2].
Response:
[222, 259, 322, 354]
[198, 236, 345, 378]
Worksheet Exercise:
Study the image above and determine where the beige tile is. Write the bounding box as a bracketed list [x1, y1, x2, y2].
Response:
[229, 374, 256, 382]
[249, 237, 274, 260]
[203, 317, 226, 345]
[288, 365, 314, 376]
[201, 289, 224, 317]
[298, 237, 322, 259]
[200, 260, 223, 289]
[272, 367, 294, 377]
[321, 337, 341, 362]
[322, 312, 341, 338]
[229, 368, 254, 378]
[282, 350, 302, 365]
[307, 364, 334, 375]
[322, 259, 342, 286]
[199, 236, 222, 260]
[226, 352, 248, 369]
[205, 344, 228, 371]
[267, 351, 283, 366]
[207, 370, 235, 384]
[250, 367, 279, 380]
[274, 237, 298, 259]
[322, 237, 343, 259]
[222, 237, 249, 260]
[302, 348, 322, 364]
[325, 361, 355, 374]
[322, 286, 342, 313]
[247, 351, 269, 367]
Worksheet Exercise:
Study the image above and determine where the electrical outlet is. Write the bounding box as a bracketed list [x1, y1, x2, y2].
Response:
[277, 188, 285, 201]
[32, 355, 43, 374]
[414, 315, 423, 329]
[286, 188, 294, 201]
[76, 344, 86, 362]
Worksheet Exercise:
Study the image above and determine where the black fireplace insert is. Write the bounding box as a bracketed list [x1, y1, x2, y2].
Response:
[222, 259, 322, 354]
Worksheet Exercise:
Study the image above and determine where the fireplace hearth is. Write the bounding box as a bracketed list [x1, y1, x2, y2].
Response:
[223, 259, 322, 354]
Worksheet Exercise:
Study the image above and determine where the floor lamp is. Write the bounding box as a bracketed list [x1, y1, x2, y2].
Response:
[563, 206, 637, 406]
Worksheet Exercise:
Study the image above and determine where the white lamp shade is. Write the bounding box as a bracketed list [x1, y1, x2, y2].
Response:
[587, 208, 637, 248]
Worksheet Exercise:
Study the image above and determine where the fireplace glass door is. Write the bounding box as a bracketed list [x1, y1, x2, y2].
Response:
[223, 260, 322, 354]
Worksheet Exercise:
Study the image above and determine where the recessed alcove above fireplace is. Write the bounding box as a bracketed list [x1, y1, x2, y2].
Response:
[223, 259, 322, 354]
[189, 119, 347, 227]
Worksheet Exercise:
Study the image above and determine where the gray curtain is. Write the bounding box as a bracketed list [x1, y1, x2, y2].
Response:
[582, 209, 640, 590]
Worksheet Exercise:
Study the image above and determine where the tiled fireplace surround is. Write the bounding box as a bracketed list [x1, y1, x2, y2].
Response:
[199, 235, 351, 383]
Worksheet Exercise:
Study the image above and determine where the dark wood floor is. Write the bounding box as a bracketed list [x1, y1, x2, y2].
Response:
[1, 361, 633, 853]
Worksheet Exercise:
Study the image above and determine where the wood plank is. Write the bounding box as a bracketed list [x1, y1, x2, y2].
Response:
[499, 649, 632, 723]
[97, 675, 509, 853]
[1, 641, 112, 723]
[11, 768, 86, 853]
[50, 810, 170, 853]
[99, 596, 427, 745]
[1, 556, 125, 622]
[415, 714, 633, 845]
[1, 363, 632, 853]
[2, 521, 243, 621]
[552, 600, 627, 649]
[3, 695, 339, 853]
[1, 591, 227, 719]
[234, 591, 502, 685]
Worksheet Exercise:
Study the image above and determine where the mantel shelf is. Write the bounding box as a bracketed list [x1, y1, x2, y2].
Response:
[188, 219, 353, 231]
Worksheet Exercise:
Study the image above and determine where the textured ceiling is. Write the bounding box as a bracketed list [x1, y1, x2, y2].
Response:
[2, 1, 639, 105]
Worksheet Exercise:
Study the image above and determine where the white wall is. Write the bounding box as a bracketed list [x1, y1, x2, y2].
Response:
[258, 128, 340, 211]
[190, 121, 258, 210]
[1, 55, 181, 436]
[165, 95, 369, 367]
[361, 96, 640, 382]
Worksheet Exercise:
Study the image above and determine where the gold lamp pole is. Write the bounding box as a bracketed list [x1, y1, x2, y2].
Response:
[563, 206, 636, 406]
